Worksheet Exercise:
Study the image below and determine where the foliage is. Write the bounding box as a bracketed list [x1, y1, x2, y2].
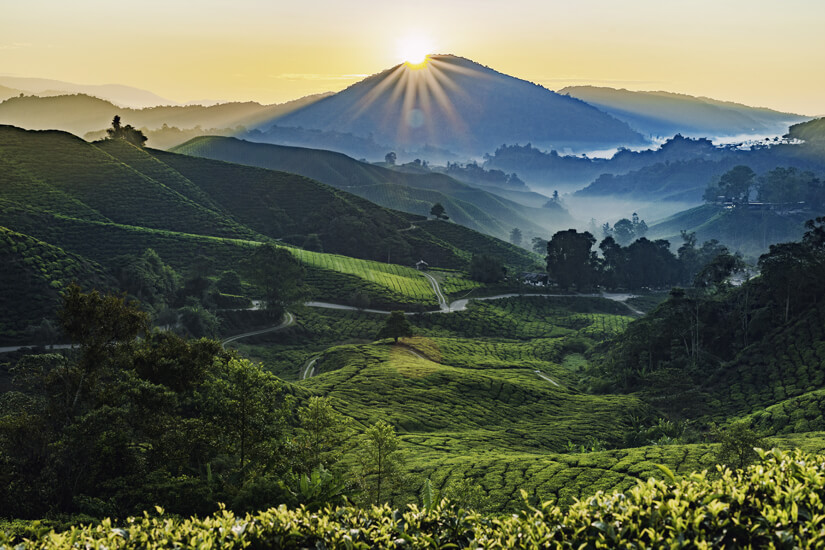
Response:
[243, 243, 305, 319]
[509, 227, 522, 246]
[105, 116, 147, 147]
[376, 311, 413, 343]
[712, 422, 766, 471]
[10, 449, 825, 549]
[468, 253, 505, 283]
[355, 421, 405, 506]
[546, 229, 597, 290]
[429, 202, 448, 220]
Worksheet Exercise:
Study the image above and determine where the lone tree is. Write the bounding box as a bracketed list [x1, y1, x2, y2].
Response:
[244, 243, 305, 319]
[377, 311, 412, 342]
[106, 115, 147, 147]
[430, 202, 448, 220]
[384, 151, 397, 165]
[704, 165, 756, 203]
[509, 227, 522, 246]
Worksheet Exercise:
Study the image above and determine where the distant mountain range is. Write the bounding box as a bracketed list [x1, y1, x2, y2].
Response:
[0, 76, 178, 108]
[255, 55, 647, 159]
[559, 86, 808, 139]
[0, 92, 328, 146]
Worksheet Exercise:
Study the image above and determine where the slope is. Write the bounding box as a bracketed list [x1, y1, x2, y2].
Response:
[0, 226, 113, 341]
[648, 203, 811, 258]
[258, 54, 645, 157]
[170, 136, 571, 240]
[560, 86, 807, 138]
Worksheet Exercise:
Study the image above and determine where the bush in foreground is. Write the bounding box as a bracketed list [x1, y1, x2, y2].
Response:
[3, 448, 824, 548]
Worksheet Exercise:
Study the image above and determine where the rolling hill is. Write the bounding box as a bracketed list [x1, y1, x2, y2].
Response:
[254, 54, 646, 158]
[0, 75, 177, 108]
[560, 85, 807, 139]
[0, 92, 330, 148]
[171, 136, 573, 240]
[0, 125, 539, 341]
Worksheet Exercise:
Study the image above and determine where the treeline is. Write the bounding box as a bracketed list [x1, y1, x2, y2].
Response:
[704, 164, 825, 207]
[0, 285, 411, 518]
[592, 217, 825, 406]
[544, 228, 736, 291]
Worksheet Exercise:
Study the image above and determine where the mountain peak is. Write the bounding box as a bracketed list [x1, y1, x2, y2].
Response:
[256, 56, 646, 159]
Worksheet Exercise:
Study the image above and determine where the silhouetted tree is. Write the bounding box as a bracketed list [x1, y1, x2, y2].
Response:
[509, 227, 522, 246]
[384, 152, 397, 165]
[106, 115, 147, 147]
[546, 229, 597, 290]
[430, 202, 448, 220]
[469, 254, 506, 283]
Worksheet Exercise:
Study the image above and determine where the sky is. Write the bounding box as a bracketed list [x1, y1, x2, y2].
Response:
[2, 0, 824, 115]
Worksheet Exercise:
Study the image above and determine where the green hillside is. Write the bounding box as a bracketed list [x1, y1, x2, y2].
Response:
[170, 136, 571, 240]
[0, 226, 112, 340]
[649, 203, 811, 259]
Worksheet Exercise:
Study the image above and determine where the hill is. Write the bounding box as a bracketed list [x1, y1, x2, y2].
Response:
[648, 203, 812, 259]
[787, 116, 825, 143]
[560, 85, 807, 139]
[0, 75, 177, 108]
[171, 136, 572, 240]
[0, 93, 329, 148]
[0, 227, 113, 340]
[256, 54, 646, 158]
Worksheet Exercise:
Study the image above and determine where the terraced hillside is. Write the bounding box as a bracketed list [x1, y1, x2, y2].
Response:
[170, 136, 571, 240]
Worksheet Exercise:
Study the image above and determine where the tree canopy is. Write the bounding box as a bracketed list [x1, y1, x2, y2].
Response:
[106, 115, 147, 147]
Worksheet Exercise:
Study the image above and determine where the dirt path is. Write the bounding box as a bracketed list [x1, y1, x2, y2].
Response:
[301, 356, 319, 380]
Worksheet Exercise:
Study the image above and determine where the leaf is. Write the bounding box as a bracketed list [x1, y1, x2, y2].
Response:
[655, 464, 677, 484]
[421, 479, 434, 509]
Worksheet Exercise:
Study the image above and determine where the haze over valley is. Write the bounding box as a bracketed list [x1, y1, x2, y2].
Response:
[3, 1, 825, 546]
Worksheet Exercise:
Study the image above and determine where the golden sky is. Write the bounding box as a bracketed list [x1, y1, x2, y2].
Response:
[2, 0, 824, 114]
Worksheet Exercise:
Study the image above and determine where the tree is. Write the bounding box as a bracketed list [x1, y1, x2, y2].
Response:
[106, 115, 147, 147]
[469, 254, 505, 283]
[712, 422, 765, 471]
[377, 311, 412, 343]
[546, 229, 597, 290]
[244, 243, 305, 319]
[356, 421, 404, 506]
[613, 218, 635, 246]
[531, 237, 548, 255]
[384, 151, 396, 165]
[509, 227, 522, 246]
[705, 165, 756, 203]
[430, 202, 448, 220]
[296, 396, 352, 473]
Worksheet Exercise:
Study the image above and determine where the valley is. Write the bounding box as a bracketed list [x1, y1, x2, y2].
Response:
[3, 7, 825, 542]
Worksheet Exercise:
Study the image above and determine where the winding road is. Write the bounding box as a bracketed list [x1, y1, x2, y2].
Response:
[221, 312, 295, 347]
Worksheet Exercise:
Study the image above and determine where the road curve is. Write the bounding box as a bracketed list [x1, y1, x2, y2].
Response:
[420, 272, 449, 312]
[221, 312, 295, 347]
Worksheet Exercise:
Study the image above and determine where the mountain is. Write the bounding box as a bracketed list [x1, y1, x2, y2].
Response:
[171, 136, 573, 240]
[787, 117, 825, 143]
[647, 203, 812, 259]
[0, 93, 330, 147]
[559, 86, 808, 139]
[0, 76, 177, 108]
[254, 55, 646, 158]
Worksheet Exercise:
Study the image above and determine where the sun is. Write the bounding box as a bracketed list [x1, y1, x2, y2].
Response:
[398, 36, 433, 66]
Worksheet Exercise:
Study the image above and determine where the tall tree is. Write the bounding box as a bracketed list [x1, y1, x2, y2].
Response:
[106, 115, 147, 147]
[546, 229, 597, 290]
[430, 202, 448, 220]
[356, 421, 404, 506]
[509, 227, 522, 246]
